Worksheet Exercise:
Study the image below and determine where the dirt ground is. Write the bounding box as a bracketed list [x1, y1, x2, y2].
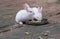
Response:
[0, 0, 60, 39]
[0, 0, 60, 26]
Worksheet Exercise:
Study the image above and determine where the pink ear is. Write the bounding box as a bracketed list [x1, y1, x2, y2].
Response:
[23, 3, 30, 10]
[38, 7, 43, 13]
[40, 7, 43, 11]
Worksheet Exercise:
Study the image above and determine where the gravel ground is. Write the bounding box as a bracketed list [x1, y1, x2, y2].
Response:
[0, 23, 60, 39]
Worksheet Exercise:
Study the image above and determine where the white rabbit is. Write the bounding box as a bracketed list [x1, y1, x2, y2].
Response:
[32, 7, 43, 22]
[15, 3, 34, 25]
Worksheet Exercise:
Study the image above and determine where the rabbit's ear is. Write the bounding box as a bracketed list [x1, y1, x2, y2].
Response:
[23, 3, 30, 10]
[38, 7, 43, 13]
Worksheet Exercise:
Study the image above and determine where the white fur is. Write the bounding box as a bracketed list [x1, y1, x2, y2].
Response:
[15, 3, 43, 24]
[15, 9, 34, 24]
[32, 7, 42, 21]
[15, 3, 34, 24]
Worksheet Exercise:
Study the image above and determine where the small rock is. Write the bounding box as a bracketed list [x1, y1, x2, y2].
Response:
[25, 32, 30, 35]
[43, 31, 50, 36]
[38, 36, 43, 39]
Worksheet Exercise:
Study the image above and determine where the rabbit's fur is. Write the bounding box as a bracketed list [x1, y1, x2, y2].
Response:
[32, 7, 42, 21]
[15, 3, 43, 25]
[15, 3, 34, 24]
[15, 9, 34, 23]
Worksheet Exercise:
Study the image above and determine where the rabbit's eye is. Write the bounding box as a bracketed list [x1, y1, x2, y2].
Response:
[29, 11, 32, 12]
[27, 10, 32, 13]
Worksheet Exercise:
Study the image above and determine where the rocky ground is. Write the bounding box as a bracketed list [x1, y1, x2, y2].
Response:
[0, 0, 60, 39]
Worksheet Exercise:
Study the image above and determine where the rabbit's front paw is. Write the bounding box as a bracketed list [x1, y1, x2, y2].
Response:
[19, 22, 23, 25]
